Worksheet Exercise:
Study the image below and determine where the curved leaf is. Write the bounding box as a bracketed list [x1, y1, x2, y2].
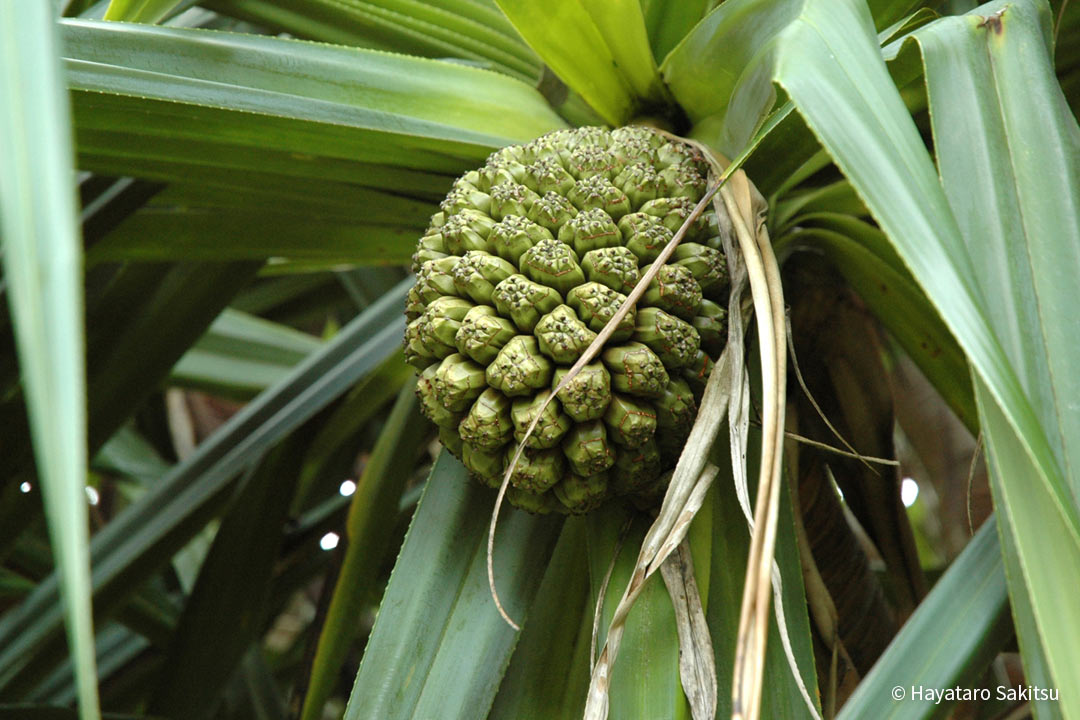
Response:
[915, 3, 1080, 496]
[668, 0, 929, 160]
[494, 0, 636, 125]
[662, 0, 801, 151]
[771, 0, 1080, 712]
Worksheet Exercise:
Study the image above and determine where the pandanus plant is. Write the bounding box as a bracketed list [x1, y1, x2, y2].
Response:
[0, 1, 1079, 719]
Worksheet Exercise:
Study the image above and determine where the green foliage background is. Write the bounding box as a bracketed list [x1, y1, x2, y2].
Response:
[0, 0, 1078, 718]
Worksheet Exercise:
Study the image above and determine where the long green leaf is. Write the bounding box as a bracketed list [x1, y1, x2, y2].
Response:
[0, 4, 98, 718]
[769, 1, 1080, 711]
[488, 517, 592, 719]
[344, 452, 563, 720]
[586, 506, 687, 720]
[299, 380, 426, 720]
[60, 19, 566, 185]
[836, 519, 1012, 719]
[0, 261, 260, 486]
[170, 309, 322, 398]
[91, 208, 422, 265]
[203, 0, 542, 81]
[978, 375, 1080, 715]
[31, 624, 148, 705]
[0, 280, 410, 696]
[670, 1, 927, 164]
[82, 262, 261, 452]
[993, 494, 1063, 720]
[180, 308, 322, 364]
[921, 31, 1080, 699]
[148, 436, 304, 718]
[75, 144, 453, 199]
[706, 458, 818, 720]
[577, 0, 662, 101]
[88, 177, 436, 264]
[915, 2, 1080, 488]
[772, 0, 1075, 529]
[291, 357, 411, 512]
[64, 18, 556, 146]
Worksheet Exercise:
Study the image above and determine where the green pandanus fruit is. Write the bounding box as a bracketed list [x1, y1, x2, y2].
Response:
[405, 126, 729, 514]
